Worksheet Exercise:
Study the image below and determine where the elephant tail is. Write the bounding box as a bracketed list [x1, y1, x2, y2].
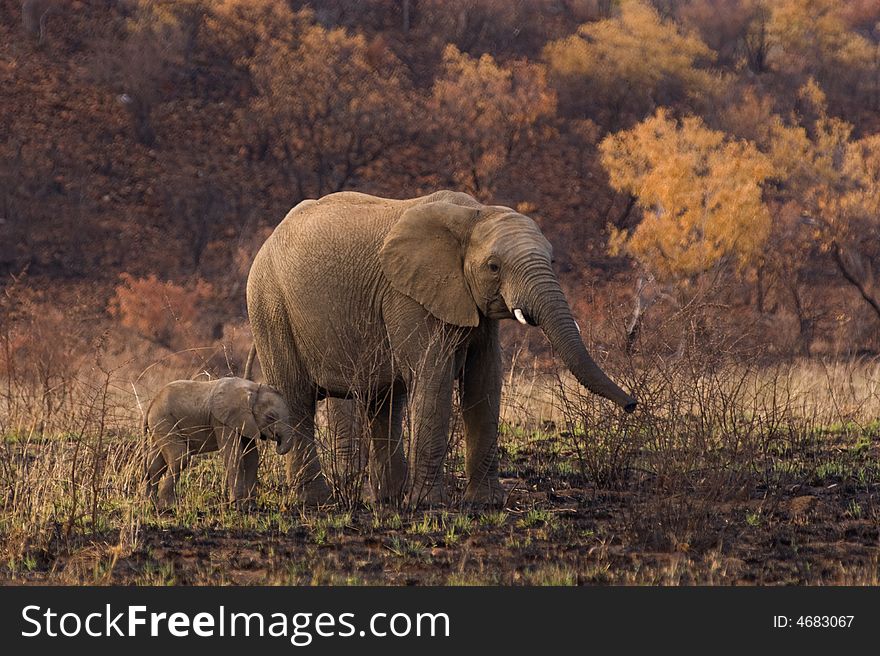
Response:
[141, 397, 151, 437]
[141, 403, 151, 483]
[243, 343, 257, 380]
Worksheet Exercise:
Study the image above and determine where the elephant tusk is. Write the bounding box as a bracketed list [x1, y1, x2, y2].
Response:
[513, 308, 528, 325]
[574, 320, 581, 334]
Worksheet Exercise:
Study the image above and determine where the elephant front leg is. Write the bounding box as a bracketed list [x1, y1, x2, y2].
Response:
[223, 434, 257, 509]
[407, 364, 455, 508]
[239, 439, 260, 510]
[461, 324, 505, 507]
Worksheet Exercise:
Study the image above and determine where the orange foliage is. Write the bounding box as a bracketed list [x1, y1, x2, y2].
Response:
[243, 16, 412, 198]
[601, 108, 772, 281]
[5, 0, 880, 357]
[430, 45, 556, 200]
[108, 274, 213, 350]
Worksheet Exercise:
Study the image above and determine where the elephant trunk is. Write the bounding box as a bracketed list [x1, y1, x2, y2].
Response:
[521, 275, 636, 412]
[276, 423, 295, 455]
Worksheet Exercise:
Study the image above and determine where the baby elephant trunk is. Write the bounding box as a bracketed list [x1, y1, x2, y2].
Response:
[275, 423, 295, 456]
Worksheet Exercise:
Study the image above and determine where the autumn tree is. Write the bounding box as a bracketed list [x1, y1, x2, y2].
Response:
[706, 80, 880, 352]
[600, 108, 773, 346]
[162, 176, 235, 275]
[764, 83, 880, 333]
[678, 0, 770, 72]
[108, 274, 213, 350]
[429, 44, 556, 200]
[543, 0, 717, 128]
[839, 1, 880, 35]
[832, 134, 880, 323]
[94, 0, 187, 146]
[205, 0, 309, 65]
[243, 19, 413, 199]
[417, 0, 574, 58]
[766, 0, 877, 113]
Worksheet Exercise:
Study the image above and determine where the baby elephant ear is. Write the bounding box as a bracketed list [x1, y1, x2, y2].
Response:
[214, 383, 262, 441]
[380, 201, 480, 327]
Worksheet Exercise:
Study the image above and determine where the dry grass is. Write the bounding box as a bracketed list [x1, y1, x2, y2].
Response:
[1, 300, 880, 583]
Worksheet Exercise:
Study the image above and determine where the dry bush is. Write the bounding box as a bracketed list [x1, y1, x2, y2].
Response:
[544, 331, 880, 552]
[0, 285, 91, 436]
[0, 346, 145, 571]
[108, 273, 213, 351]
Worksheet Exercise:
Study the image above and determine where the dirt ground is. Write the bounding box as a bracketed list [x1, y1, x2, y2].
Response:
[109, 486, 880, 586]
[4, 421, 878, 586]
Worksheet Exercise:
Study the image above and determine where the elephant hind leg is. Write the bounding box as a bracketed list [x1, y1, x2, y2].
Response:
[283, 408, 332, 505]
[145, 449, 167, 508]
[156, 444, 189, 512]
[369, 391, 407, 506]
[254, 318, 330, 505]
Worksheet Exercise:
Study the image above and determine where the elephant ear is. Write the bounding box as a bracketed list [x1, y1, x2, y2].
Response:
[380, 201, 480, 327]
[212, 382, 262, 441]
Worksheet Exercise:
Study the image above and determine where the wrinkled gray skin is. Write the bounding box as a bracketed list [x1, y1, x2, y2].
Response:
[144, 377, 295, 510]
[247, 191, 636, 507]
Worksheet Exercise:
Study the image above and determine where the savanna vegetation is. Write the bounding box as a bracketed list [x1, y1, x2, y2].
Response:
[1, 0, 880, 585]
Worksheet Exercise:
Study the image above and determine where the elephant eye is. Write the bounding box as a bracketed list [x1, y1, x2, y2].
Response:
[487, 261, 500, 273]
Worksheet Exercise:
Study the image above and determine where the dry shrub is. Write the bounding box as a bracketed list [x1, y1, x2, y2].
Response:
[546, 327, 880, 552]
[1, 284, 91, 436]
[108, 273, 213, 350]
[0, 352, 145, 571]
[3, 269, 880, 578]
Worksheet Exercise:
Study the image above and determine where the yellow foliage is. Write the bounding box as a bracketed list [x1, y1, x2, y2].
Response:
[842, 135, 880, 220]
[768, 0, 875, 73]
[798, 77, 827, 113]
[600, 109, 772, 279]
[544, 0, 716, 102]
[765, 82, 867, 240]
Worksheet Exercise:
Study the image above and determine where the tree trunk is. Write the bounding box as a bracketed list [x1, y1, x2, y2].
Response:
[788, 283, 813, 357]
[832, 243, 880, 322]
[401, 0, 412, 33]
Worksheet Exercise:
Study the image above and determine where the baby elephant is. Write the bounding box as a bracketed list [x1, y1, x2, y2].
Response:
[144, 377, 294, 511]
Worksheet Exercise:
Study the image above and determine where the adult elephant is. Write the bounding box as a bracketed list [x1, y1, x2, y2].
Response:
[246, 191, 636, 507]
